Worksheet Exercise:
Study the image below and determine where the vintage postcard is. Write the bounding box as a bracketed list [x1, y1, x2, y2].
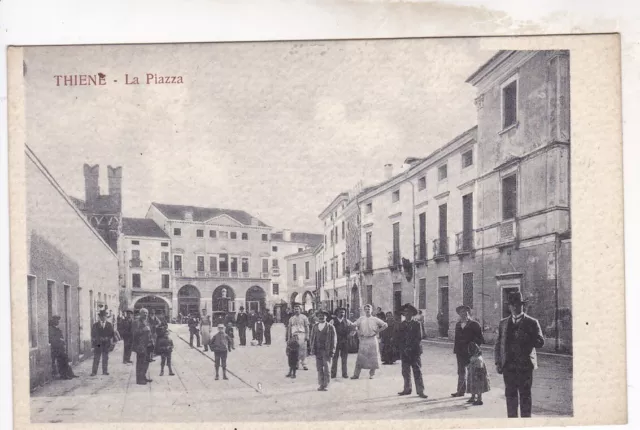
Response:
[7, 34, 625, 429]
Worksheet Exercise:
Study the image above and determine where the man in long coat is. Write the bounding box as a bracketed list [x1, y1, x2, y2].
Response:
[397, 304, 427, 398]
[310, 310, 337, 391]
[495, 292, 545, 418]
[132, 308, 154, 385]
[91, 310, 114, 376]
[263, 309, 275, 345]
[120, 310, 134, 364]
[236, 307, 249, 346]
[329, 307, 355, 378]
[451, 305, 484, 397]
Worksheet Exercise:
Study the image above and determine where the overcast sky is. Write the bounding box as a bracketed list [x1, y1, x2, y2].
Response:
[24, 39, 494, 233]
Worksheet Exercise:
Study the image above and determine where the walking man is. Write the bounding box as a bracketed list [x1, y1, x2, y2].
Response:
[121, 309, 134, 364]
[263, 309, 274, 345]
[397, 304, 427, 398]
[132, 308, 154, 385]
[495, 292, 545, 418]
[188, 312, 201, 348]
[90, 310, 114, 376]
[236, 307, 249, 346]
[286, 304, 310, 370]
[310, 310, 337, 391]
[451, 305, 484, 398]
[330, 307, 355, 379]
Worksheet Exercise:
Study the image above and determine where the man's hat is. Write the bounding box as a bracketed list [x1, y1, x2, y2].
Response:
[98, 310, 107, 317]
[217, 324, 225, 329]
[507, 292, 527, 306]
[401, 303, 418, 316]
[239, 306, 245, 311]
[315, 310, 330, 317]
[456, 305, 471, 315]
[335, 307, 347, 314]
[126, 309, 133, 314]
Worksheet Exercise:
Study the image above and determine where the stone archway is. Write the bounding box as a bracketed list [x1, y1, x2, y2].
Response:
[290, 292, 299, 306]
[302, 291, 315, 312]
[132, 295, 171, 318]
[246, 285, 266, 314]
[212, 285, 235, 313]
[178, 284, 201, 317]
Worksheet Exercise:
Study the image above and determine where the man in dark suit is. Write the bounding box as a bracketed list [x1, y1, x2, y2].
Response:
[451, 305, 484, 398]
[91, 310, 114, 376]
[236, 307, 249, 346]
[188, 312, 201, 348]
[397, 304, 428, 399]
[329, 307, 355, 379]
[263, 309, 274, 345]
[132, 308, 154, 385]
[495, 292, 545, 418]
[120, 310, 134, 364]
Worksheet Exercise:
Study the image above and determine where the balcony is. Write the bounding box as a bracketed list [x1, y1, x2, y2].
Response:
[230, 272, 239, 278]
[497, 219, 518, 247]
[272, 267, 280, 277]
[455, 231, 474, 256]
[240, 272, 250, 278]
[362, 256, 373, 274]
[218, 271, 230, 278]
[174, 269, 183, 277]
[433, 238, 449, 262]
[159, 260, 171, 270]
[415, 243, 427, 266]
[129, 258, 143, 268]
[387, 252, 402, 270]
[261, 272, 270, 279]
[196, 271, 207, 278]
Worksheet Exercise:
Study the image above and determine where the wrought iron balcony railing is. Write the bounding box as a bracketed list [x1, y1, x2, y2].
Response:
[387, 251, 401, 269]
[433, 238, 448, 259]
[362, 256, 373, 273]
[415, 242, 427, 262]
[159, 260, 171, 269]
[261, 272, 270, 279]
[129, 258, 143, 268]
[455, 230, 474, 254]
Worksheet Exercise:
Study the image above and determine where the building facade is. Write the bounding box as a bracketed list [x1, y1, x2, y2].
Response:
[285, 248, 317, 312]
[26, 146, 119, 389]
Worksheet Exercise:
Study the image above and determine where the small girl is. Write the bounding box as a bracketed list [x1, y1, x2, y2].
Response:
[466, 342, 490, 405]
[225, 322, 235, 350]
[285, 335, 300, 378]
[155, 327, 175, 376]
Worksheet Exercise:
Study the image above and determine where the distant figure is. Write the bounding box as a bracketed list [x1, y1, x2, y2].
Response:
[48, 316, 78, 379]
[155, 327, 175, 376]
[351, 304, 387, 379]
[254, 315, 265, 346]
[188, 313, 201, 348]
[132, 308, 153, 385]
[225, 322, 235, 350]
[375, 307, 386, 320]
[249, 310, 257, 341]
[148, 310, 161, 361]
[263, 309, 274, 345]
[286, 304, 310, 370]
[467, 342, 490, 405]
[200, 309, 212, 352]
[209, 324, 232, 380]
[285, 335, 300, 379]
[90, 310, 114, 376]
[381, 311, 398, 365]
[236, 307, 249, 346]
[120, 310, 134, 364]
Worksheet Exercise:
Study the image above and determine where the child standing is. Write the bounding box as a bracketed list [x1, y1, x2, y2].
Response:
[209, 324, 232, 380]
[225, 322, 235, 350]
[155, 327, 175, 376]
[285, 335, 300, 378]
[255, 316, 265, 346]
[466, 342, 490, 405]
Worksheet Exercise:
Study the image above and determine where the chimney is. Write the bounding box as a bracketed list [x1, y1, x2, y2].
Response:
[107, 165, 122, 208]
[251, 217, 259, 226]
[283, 229, 292, 241]
[184, 210, 193, 221]
[384, 164, 393, 180]
[83, 163, 100, 205]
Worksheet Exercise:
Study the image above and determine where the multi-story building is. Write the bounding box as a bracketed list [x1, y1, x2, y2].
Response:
[145, 203, 273, 318]
[117, 218, 172, 317]
[26, 146, 119, 389]
[284, 247, 317, 312]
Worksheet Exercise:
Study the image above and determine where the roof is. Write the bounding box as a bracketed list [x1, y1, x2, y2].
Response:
[318, 192, 350, 220]
[271, 231, 324, 247]
[122, 218, 170, 239]
[465, 50, 507, 84]
[151, 202, 269, 227]
[284, 248, 315, 260]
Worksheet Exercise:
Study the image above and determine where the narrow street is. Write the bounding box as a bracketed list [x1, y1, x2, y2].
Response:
[31, 324, 572, 423]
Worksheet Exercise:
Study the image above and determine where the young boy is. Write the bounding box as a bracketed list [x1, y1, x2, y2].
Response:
[225, 322, 235, 350]
[209, 324, 232, 380]
[155, 327, 175, 376]
[286, 335, 300, 378]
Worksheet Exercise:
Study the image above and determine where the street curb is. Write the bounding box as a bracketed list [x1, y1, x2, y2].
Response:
[421, 339, 572, 358]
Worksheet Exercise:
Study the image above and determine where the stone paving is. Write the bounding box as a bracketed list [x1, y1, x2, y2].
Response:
[30, 323, 573, 423]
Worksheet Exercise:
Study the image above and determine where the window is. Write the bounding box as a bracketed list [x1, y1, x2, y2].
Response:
[219, 231, 229, 239]
[272, 259, 279, 268]
[219, 254, 229, 272]
[242, 232, 249, 240]
[438, 203, 448, 254]
[196, 229, 204, 238]
[230, 257, 238, 273]
[330, 261, 334, 280]
[305, 261, 310, 279]
[197, 256, 205, 272]
[342, 253, 346, 275]
[162, 274, 170, 289]
[298, 248, 303, 252]
[262, 234, 268, 242]
[209, 256, 218, 272]
[173, 228, 181, 236]
[438, 276, 449, 288]
[230, 232, 237, 240]
[392, 222, 400, 265]
[341, 221, 345, 239]
[392, 190, 400, 203]
[330, 229, 334, 245]
[502, 175, 518, 220]
[419, 278, 427, 309]
[241, 257, 249, 273]
[28, 276, 37, 348]
[419, 212, 427, 260]
[161, 242, 169, 247]
[463, 273, 474, 309]
[366, 285, 373, 306]
[209, 230, 217, 238]
[365, 202, 372, 214]
[272, 246, 278, 252]
[131, 240, 140, 245]
[174, 255, 182, 271]
[502, 79, 518, 129]
[418, 176, 426, 191]
[272, 284, 280, 295]
[132, 273, 141, 289]
[262, 258, 269, 274]
[438, 164, 448, 181]
[293, 264, 298, 281]
[47, 281, 55, 334]
[462, 149, 473, 168]
[335, 226, 339, 243]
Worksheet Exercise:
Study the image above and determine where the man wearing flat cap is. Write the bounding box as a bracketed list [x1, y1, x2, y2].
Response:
[397, 304, 427, 398]
[91, 309, 115, 376]
[329, 307, 355, 379]
[451, 304, 484, 398]
[309, 310, 337, 391]
[495, 291, 545, 418]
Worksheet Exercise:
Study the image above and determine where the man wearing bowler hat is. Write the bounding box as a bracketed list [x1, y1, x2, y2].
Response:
[451, 304, 484, 398]
[397, 303, 427, 398]
[91, 309, 115, 376]
[329, 307, 355, 379]
[309, 310, 337, 391]
[495, 291, 545, 418]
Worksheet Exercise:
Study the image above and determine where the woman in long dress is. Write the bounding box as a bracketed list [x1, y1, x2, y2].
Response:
[351, 304, 388, 379]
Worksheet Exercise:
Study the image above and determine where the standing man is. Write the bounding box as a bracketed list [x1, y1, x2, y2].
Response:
[188, 312, 201, 348]
[351, 304, 387, 379]
[451, 305, 484, 398]
[200, 309, 212, 352]
[90, 310, 114, 376]
[148, 310, 161, 361]
[397, 304, 427, 398]
[236, 306, 249, 346]
[330, 307, 355, 379]
[286, 304, 310, 370]
[495, 292, 545, 418]
[120, 309, 135, 364]
[310, 310, 337, 391]
[48, 316, 79, 379]
[263, 309, 274, 346]
[132, 308, 154, 385]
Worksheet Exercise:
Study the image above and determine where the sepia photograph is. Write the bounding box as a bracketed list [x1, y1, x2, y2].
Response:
[8, 34, 619, 427]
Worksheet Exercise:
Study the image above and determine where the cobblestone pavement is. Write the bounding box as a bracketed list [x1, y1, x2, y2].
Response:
[30, 324, 572, 423]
